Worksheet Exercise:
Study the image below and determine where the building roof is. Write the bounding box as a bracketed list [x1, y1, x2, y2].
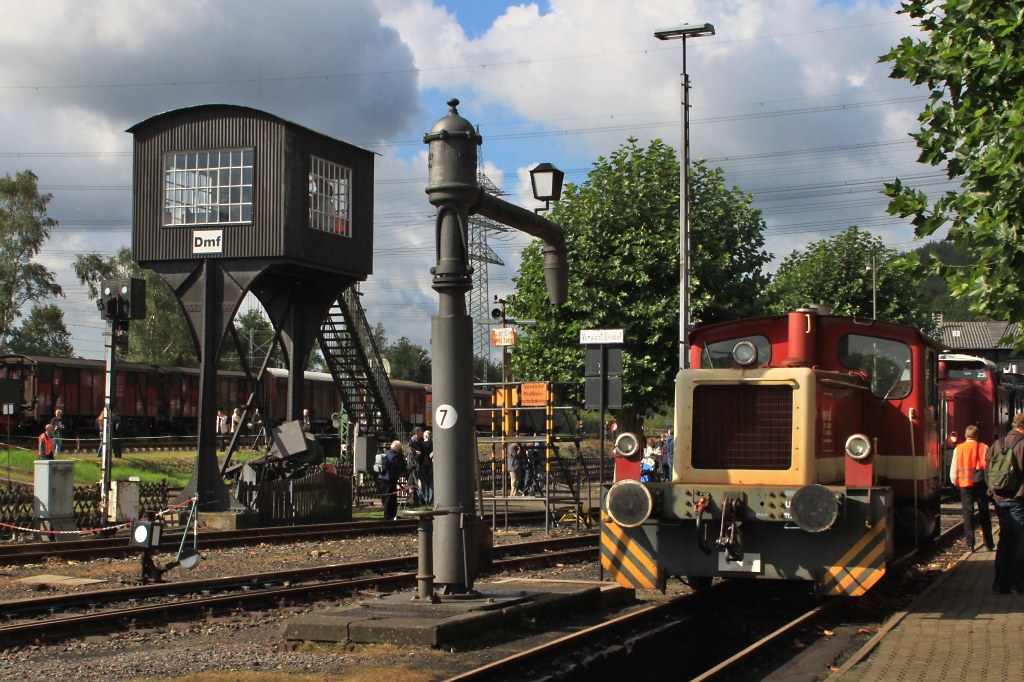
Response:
[937, 321, 1019, 350]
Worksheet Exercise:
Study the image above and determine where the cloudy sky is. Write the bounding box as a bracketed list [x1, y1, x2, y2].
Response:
[0, 0, 945, 362]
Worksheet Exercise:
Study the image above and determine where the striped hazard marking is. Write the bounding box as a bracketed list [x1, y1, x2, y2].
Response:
[600, 515, 658, 590]
[820, 516, 888, 596]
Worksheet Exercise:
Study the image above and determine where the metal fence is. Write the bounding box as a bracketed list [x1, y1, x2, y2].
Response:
[237, 469, 352, 526]
[0, 480, 170, 538]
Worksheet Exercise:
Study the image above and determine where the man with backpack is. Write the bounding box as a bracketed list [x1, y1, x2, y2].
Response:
[378, 441, 407, 521]
[950, 425, 994, 552]
[407, 427, 426, 506]
[988, 413, 1024, 595]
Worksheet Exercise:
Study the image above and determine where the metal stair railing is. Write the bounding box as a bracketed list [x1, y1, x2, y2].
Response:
[318, 305, 383, 439]
[317, 286, 409, 446]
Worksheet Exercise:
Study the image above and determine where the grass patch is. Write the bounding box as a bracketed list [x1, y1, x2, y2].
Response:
[0, 449, 266, 489]
[352, 507, 384, 520]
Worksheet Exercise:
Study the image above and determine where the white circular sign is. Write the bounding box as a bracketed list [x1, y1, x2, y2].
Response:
[434, 404, 458, 429]
[133, 524, 149, 544]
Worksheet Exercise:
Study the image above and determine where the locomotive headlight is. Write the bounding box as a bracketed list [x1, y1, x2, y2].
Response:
[613, 432, 641, 458]
[845, 434, 872, 461]
[732, 340, 758, 367]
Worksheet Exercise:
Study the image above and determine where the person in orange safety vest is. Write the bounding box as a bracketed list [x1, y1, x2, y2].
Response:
[950, 425, 995, 551]
[38, 424, 56, 460]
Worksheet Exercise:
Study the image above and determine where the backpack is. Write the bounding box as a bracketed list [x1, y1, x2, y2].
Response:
[373, 451, 388, 474]
[987, 433, 1024, 498]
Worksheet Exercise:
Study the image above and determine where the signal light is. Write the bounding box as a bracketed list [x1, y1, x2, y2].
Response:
[100, 278, 146, 321]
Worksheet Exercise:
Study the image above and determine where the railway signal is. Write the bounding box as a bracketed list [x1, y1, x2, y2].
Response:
[100, 278, 146, 321]
[97, 278, 145, 525]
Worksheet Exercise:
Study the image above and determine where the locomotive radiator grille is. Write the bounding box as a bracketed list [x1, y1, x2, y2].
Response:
[691, 385, 793, 470]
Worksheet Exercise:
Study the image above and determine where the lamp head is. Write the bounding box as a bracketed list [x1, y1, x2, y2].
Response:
[654, 23, 715, 40]
[529, 163, 564, 202]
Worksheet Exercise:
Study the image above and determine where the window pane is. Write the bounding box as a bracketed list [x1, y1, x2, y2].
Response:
[839, 334, 912, 400]
[700, 335, 772, 368]
[308, 155, 352, 237]
[161, 148, 254, 226]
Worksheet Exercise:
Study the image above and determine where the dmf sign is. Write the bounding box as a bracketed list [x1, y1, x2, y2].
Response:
[192, 229, 224, 255]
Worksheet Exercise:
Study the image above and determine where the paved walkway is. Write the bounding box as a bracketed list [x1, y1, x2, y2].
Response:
[839, 549, 1024, 681]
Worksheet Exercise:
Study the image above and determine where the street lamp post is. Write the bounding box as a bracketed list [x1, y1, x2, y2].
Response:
[868, 246, 877, 320]
[655, 22, 715, 370]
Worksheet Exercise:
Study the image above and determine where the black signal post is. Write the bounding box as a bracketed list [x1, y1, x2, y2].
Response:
[98, 278, 145, 521]
[582, 329, 624, 487]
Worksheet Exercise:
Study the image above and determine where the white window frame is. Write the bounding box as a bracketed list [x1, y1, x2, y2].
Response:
[308, 156, 352, 237]
[163, 148, 254, 226]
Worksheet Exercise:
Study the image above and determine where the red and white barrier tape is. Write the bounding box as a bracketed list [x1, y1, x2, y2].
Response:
[0, 496, 197, 535]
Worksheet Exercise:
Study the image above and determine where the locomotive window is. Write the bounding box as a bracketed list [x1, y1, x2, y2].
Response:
[947, 366, 988, 381]
[163, 148, 254, 226]
[699, 335, 772, 368]
[839, 334, 912, 400]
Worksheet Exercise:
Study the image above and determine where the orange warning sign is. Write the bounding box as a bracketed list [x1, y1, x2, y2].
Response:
[520, 382, 548, 407]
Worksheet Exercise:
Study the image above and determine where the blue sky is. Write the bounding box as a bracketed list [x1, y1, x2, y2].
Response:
[0, 1, 939, 360]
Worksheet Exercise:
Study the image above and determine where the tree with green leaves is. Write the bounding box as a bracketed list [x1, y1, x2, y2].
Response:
[219, 308, 284, 371]
[913, 241, 986, 322]
[507, 138, 771, 433]
[766, 226, 933, 329]
[384, 337, 431, 383]
[0, 171, 63, 350]
[474, 355, 503, 382]
[74, 246, 197, 366]
[8, 304, 74, 357]
[881, 1, 1024, 339]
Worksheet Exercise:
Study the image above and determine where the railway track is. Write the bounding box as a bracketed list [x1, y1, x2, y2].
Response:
[0, 511, 548, 565]
[0, 535, 598, 646]
[446, 517, 969, 681]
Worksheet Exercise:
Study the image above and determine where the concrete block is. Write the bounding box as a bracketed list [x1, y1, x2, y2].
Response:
[199, 510, 260, 530]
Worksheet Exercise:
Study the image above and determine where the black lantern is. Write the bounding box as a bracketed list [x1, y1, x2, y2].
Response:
[129, 513, 162, 549]
[529, 163, 564, 212]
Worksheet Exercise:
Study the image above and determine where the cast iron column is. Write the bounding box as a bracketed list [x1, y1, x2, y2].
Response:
[424, 99, 482, 592]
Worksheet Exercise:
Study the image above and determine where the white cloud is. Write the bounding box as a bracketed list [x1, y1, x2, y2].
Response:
[0, 0, 941, 359]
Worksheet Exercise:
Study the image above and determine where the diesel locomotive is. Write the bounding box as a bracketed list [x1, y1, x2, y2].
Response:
[601, 306, 946, 596]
